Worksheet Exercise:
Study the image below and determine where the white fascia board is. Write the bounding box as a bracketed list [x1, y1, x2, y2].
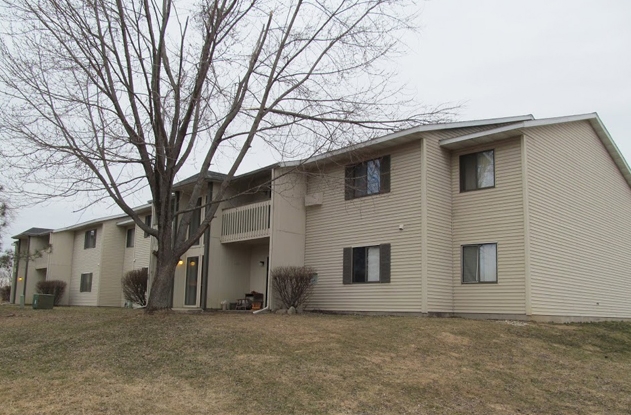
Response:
[279, 114, 535, 168]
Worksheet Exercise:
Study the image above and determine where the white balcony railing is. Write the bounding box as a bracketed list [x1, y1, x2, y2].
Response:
[220, 200, 271, 243]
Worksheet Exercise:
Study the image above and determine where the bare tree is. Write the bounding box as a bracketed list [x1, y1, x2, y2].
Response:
[0, 249, 12, 289]
[0, 0, 452, 311]
[0, 185, 8, 247]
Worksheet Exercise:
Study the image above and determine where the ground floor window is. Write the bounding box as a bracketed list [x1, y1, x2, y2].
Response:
[462, 243, 497, 283]
[343, 244, 391, 284]
[80, 273, 93, 292]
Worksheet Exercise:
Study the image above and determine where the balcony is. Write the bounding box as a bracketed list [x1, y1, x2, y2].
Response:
[220, 200, 271, 243]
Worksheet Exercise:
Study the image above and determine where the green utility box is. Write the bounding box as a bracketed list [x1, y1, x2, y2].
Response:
[32, 294, 55, 310]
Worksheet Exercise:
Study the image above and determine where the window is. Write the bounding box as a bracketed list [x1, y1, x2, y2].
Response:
[189, 198, 202, 245]
[126, 228, 135, 248]
[345, 156, 390, 200]
[80, 273, 93, 292]
[462, 244, 497, 283]
[84, 229, 97, 249]
[343, 244, 391, 284]
[460, 150, 495, 192]
[144, 215, 152, 238]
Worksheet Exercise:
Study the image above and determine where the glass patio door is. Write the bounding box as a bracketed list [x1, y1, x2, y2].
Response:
[185, 256, 200, 307]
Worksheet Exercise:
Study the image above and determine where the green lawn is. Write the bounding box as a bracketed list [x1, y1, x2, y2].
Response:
[1, 306, 630, 414]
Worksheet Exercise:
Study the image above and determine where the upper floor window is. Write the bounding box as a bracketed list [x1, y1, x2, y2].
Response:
[460, 150, 495, 192]
[343, 244, 391, 284]
[189, 198, 202, 245]
[144, 215, 152, 238]
[126, 228, 135, 248]
[462, 243, 497, 283]
[345, 155, 391, 200]
[84, 229, 97, 249]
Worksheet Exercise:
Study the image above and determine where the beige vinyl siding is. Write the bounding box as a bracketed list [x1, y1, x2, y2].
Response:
[69, 226, 102, 306]
[132, 224, 151, 269]
[47, 231, 75, 305]
[451, 136, 526, 314]
[122, 221, 152, 275]
[30, 235, 50, 271]
[305, 142, 423, 312]
[423, 132, 455, 313]
[269, 168, 306, 309]
[421, 125, 520, 313]
[122, 227, 135, 277]
[526, 121, 631, 318]
[97, 220, 127, 307]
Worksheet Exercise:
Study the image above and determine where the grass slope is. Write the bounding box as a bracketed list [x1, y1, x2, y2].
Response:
[1, 306, 630, 414]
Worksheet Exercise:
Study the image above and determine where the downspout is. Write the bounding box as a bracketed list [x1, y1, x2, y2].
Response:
[10, 240, 20, 304]
[253, 306, 269, 314]
[21, 236, 31, 303]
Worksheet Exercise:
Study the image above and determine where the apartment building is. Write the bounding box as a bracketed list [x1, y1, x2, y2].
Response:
[11, 113, 631, 321]
[12, 205, 152, 306]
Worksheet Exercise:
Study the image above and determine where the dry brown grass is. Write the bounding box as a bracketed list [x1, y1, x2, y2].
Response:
[1, 306, 630, 414]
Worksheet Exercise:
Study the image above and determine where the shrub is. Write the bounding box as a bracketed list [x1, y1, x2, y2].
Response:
[122, 268, 148, 307]
[0, 285, 10, 302]
[272, 266, 316, 309]
[36, 280, 67, 305]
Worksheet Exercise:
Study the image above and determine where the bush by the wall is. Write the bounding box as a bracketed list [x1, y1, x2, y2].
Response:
[36, 280, 67, 305]
[0, 285, 10, 302]
[122, 268, 148, 307]
[272, 266, 316, 310]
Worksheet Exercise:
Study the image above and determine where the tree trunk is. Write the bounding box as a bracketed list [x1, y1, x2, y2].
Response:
[146, 257, 177, 312]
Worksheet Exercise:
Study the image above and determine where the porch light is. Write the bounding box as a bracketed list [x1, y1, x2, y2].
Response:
[190, 261, 196, 266]
[178, 260, 184, 266]
[18, 277, 23, 281]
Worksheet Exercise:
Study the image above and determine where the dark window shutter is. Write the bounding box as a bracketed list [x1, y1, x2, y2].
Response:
[379, 243, 391, 283]
[345, 166, 354, 200]
[343, 247, 352, 284]
[380, 155, 391, 193]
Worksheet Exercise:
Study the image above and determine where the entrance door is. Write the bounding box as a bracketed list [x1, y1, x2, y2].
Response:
[184, 257, 201, 307]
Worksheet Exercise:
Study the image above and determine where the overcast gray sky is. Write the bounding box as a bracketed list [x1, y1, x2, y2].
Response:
[4, 0, 631, 248]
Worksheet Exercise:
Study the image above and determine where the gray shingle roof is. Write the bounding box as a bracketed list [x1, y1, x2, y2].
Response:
[173, 170, 228, 188]
[12, 227, 53, 239]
